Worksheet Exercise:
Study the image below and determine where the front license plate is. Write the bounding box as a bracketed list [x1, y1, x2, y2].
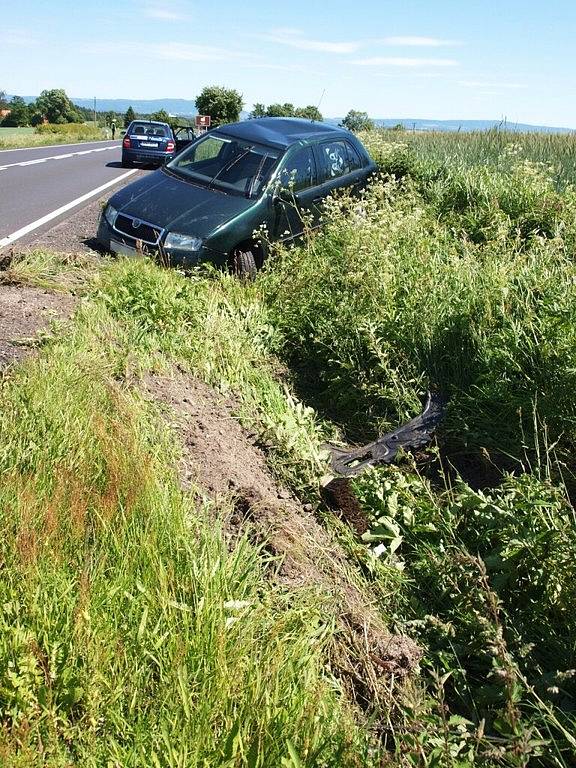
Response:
[140, 142, 158, 147]
[110, 239, 143, 258]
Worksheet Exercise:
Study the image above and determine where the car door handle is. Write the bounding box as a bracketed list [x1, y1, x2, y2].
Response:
[312, 196, 323, 203]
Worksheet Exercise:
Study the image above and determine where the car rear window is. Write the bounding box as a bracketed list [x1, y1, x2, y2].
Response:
[129, 123, 171, 138]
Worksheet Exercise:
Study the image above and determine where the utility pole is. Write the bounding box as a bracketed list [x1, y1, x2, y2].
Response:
[93, 97, 96, 126]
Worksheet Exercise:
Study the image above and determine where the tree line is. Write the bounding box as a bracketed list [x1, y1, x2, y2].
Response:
[0, 86, 376, 133]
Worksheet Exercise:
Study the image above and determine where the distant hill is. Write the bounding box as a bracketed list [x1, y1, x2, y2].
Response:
[331, 118, 576, 134]
[15, 96, 200, 117]
[14, 95, 575, 132]
[72, 97, 200, 116]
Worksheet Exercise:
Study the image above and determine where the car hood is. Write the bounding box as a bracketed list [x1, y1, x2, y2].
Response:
[109, 169, 254, 238]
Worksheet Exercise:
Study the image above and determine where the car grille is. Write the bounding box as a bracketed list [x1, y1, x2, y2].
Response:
[113, 213, 164, 245]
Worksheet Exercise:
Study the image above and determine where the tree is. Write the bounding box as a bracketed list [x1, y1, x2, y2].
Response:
[124, 106, 136, 127]
[34, 89, 79, 124]
[294, 105, 323, 121]
[1, 96, 30, 127]
[249, 103, 266, 119]
[249, 102, 323, 121]
[340, 110, 374, 133]
[265, 102, 295, 117]
[0, 90, 8, 111]
[151, 109, 170, 123]
[195, 86, 243, 126]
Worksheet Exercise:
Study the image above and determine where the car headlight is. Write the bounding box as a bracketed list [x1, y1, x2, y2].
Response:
[163, 232, 203, 251]
[104, 204, 119, 227]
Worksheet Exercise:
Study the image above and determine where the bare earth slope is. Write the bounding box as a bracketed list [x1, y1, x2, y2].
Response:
[145, 370, 421, 709]
[0, 284, 76, 369]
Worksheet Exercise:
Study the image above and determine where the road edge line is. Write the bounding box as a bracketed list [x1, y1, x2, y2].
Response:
[0, 139, 118, 154]
[0, 169, 138, 250]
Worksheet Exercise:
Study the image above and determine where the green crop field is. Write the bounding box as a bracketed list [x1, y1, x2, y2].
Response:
[0, 124, 106, 149]
[1, 128, 575, 766]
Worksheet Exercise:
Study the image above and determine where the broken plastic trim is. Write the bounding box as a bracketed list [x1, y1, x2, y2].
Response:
[325, 392, 445, 478]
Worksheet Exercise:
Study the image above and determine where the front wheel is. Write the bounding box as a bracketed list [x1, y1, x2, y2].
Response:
[230, 248, 257, 280]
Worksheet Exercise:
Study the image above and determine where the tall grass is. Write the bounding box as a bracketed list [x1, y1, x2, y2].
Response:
[4, 122, 576, 765]
[253, 130, 576, 764]
[0, 295, 378, 766]
[361, 127, 576, 188]
[0, 124, 105, 149]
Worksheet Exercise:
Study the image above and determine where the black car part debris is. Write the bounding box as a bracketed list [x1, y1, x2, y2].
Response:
[325, 392, 445, 478]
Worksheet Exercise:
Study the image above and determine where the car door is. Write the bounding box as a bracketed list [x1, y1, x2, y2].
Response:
[271, 144, 323, 242]
[173, 126, 196, 153]
[313, 138, 368, 199]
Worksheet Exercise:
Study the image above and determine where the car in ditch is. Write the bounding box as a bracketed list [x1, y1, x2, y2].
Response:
[99, 117, 376, 276]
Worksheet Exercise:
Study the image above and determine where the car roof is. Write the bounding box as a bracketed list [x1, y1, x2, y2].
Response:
[214, 117, 349, 149]
[129, 119, 170, 127]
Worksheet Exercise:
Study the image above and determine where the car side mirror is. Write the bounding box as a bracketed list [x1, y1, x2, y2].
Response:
[272, 183, 296, 205]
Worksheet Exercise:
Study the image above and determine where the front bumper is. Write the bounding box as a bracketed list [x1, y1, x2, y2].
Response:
[97, 215, 226, 270]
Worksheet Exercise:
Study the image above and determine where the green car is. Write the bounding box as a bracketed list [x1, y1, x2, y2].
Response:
[97, 117, 376, 276]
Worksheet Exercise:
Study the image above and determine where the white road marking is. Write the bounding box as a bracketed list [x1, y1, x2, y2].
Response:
[0, 139, 117, 154]
[0, 169, 138, 250]
[0, 145, 117, 171]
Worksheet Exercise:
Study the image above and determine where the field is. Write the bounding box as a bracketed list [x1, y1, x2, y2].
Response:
[1, 128, 576, 766]
[0, 124, 106, 149]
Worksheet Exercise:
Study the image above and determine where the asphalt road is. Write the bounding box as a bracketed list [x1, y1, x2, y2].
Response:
[0, 140, 142, 249]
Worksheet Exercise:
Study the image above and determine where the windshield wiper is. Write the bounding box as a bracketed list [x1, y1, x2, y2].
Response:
[208, 146, 253, 189]
[247, 153, 271, 198]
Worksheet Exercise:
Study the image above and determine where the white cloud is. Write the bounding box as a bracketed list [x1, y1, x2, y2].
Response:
[263, 29, 360, 54]
[270, 27, 304, 36]
[84, 40, 248, 64]
[354, 57, 458, 67]
[382, 36, 461, 47]
[142, 1, 190, 21]
[4, 28, 37, 46]
[152, 42, 225, 61]
[458, 80, 526, 89]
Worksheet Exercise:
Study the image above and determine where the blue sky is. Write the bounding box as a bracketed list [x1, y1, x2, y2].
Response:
[3, 0, 575, 126]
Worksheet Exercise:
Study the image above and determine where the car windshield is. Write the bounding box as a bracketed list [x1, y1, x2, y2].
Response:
[166, 133, 281, 197]
[129, 122, 171, 138]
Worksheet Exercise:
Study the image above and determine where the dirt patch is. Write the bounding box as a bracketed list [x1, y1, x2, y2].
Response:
[0, 285, 76, 370]
[144, 369, 421, 712]
[322, 477, 370, 535]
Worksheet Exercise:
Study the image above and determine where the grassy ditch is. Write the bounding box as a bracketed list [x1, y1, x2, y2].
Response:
[3, 127, 576, 765]
[255, 133, 576, 765]
[0, 269, 380, 767]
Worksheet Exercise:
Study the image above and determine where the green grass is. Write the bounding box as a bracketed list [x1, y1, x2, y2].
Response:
[0, 125, 106, 149]
[360, 127, 576, 188]
[3, 124, 576, 765]
[0, 275, 379, 767]
[0, 127, 35, 137]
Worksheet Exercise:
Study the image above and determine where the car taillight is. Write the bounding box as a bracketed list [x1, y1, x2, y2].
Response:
[166, 140, 175, 152]
[123, 136, 131, 148]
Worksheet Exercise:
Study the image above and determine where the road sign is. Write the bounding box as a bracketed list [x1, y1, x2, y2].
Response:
[195, 115, 211, 128]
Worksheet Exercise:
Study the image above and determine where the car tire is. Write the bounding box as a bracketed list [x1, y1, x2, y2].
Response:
[230, 248, 257, 280]
[121, 158, 132, 168]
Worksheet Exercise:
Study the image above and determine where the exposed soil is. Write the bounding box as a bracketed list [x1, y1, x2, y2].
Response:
[0, 284, 76, 370]
[144, 369, 421, 712]
[322, 477, 370, 535]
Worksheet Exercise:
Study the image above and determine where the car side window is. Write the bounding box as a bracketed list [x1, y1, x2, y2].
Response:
[318, 140, 351, 181]
[345, 141, 365, 171]
[279, 146, 317, 192]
